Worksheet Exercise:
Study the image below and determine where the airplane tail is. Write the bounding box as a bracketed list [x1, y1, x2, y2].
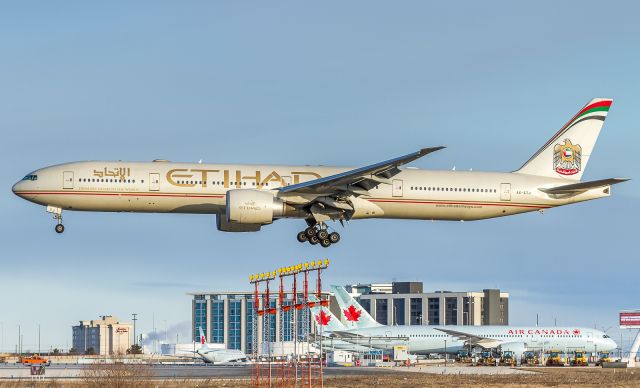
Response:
[515, 98, 613, 181]
[198, 327, 208, 347]
[308, 294, 346, 332]
[331, 285, 383, 329]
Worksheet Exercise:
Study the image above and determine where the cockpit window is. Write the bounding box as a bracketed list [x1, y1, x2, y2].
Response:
[22, 174, 38, 181]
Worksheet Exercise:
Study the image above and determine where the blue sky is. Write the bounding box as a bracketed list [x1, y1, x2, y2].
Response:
[1, 1, 639, 352]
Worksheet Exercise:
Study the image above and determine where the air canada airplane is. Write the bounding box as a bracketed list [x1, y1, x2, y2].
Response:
[12, 98, 628, 247]
[190, 327, 248, 364]
[325, 286, 617, 358]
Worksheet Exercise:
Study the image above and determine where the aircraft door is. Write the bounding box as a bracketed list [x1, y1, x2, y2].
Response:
[63, 171, 74, 189]
[149, 173, 160, 191]
[500, 183, 511, 201]
[392, 179, 403, 197]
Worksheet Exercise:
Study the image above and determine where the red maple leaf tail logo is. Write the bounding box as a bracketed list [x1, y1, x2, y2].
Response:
[343, 305, 362, 322]
[315, 310, 331, 326]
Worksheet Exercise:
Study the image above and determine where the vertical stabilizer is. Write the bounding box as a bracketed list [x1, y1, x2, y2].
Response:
[308, 294, 346, 332]
[331, 285, 383, 329]
[516, 98, 612, 181]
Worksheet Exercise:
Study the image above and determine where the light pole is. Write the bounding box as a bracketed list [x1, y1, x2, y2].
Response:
[132, 314, 138, 347]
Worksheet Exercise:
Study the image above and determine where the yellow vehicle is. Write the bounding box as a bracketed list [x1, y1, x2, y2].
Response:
[595, 352, 612, 366]
[522, 351, 539, 366]
[499, 350, 517, 366]
[477, 350, 496, 366]
[545, 350, 565, 367]
[570, 350, 588, 366]
[19, 354, 51, 367]
[455, 349, 472, 363]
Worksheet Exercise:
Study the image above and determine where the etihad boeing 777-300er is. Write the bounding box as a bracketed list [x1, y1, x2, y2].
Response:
[12, 98, 628, 247]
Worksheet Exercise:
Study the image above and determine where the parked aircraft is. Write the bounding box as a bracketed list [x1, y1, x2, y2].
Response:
[193, 327, 248, 364]
[330, 286, 617, 357]
[13, 98, 627, 246]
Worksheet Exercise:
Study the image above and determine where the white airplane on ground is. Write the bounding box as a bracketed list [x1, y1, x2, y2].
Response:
[329, 286, 617, 358]
[191, 327, 248, 364]
[12, 98, 628, 247]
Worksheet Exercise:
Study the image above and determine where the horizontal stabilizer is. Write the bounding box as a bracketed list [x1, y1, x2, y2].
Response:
[540, 178, 629, 195]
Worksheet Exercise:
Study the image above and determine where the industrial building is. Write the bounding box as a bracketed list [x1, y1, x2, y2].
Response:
[71, 315, 132, 355]
[189, 282, 509, 353]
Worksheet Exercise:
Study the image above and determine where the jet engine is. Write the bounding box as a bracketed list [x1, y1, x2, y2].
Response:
[225, 189, 285, 225]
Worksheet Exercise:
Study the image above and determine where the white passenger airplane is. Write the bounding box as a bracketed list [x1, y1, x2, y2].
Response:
[328, 286, 617, 357]
[12, 98, 628, 247]
[191, 327, 248, 364]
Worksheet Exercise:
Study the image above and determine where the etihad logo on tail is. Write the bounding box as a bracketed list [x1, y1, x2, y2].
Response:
[344, 305, 362, 322]
[553, 139, 582, 176]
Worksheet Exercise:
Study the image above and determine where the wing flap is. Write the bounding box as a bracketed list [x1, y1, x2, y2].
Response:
[540, 178, 629, 194]
[434, 328, 502, 348]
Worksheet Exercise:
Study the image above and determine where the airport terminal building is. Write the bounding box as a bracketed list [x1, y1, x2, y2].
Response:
[189, 282, 508, 353]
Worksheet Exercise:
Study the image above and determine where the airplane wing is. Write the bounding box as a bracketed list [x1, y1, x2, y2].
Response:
[540, 178, 629, 195]
[277, 147, 444, 222]
[434, 328, 502, 348]
[279, 147, 445, 196]
[329, 330, 367, 339]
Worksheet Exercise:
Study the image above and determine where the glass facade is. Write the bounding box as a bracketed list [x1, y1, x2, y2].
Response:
[410, 297, 423, 325]
[282, 300, 293, 342]
[264, 300, 276, 343]
[375, 299, 388, 325]
[359, 299, 371, 315]
[212, 300, 225, 343]
[194, 296, 207, 342]
[463, 297, 470, 325]
[428, 298, 439, 325]
[228, 299, 242, 350]
[393, 298, 405, 325]
[445, 297, 458, 325]
[246, 299, 255, 354]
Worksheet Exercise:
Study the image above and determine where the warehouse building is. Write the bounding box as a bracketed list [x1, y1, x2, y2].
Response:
[189, 282, 508, 352]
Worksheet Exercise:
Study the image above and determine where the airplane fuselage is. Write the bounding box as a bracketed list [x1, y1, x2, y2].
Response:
[331, 325, 616, 355]
[12, 160, 610, 222]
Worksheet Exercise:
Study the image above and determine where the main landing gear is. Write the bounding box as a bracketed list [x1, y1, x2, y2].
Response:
[296, 224, 340, 248]
[47, 206, 64, 234]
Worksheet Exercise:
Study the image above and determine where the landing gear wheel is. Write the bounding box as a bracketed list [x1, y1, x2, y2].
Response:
[296, 231, 308, 243]
[305, 227, 318, 238]
[317, 229, 329, 240]
[55, 224, 65, 234]
[329, 232, 340, 244]
[309, 235, 320, 245]
[320, 238, 331, 248]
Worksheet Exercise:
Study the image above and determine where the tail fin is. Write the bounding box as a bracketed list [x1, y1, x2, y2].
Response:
[198, 327, 207, 345]
[331, 285, 383, 329]
[308, 294, 346, 332]
[515, 98, 613, 181]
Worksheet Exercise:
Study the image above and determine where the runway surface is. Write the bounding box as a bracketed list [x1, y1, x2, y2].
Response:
[0, 364, 406, 379]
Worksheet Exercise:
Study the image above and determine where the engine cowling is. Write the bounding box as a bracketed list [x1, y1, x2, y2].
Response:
[225, 189, 285, 225]
[216, 215, 261, 232]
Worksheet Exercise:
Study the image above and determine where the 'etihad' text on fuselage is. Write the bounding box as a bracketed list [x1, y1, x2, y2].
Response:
[166, 169, 322, 188]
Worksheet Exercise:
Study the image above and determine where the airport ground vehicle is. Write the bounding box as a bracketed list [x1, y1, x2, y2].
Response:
[455, 349, 472, 363]
[522, 351, 539, 366]
[499, 350, 517, 366]
[545, 350, 565, 366]
[477, 350, 497, 366]
[19, 354, 51, 366]
[570, 350, 588, 366]
[596, 352, 612, 366]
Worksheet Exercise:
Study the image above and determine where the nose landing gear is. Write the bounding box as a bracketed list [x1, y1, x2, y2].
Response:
[296, 223, 340, 248]
[47, 206, 64, 234]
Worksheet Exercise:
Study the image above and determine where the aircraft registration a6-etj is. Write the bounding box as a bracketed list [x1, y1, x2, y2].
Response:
[12, 98, 628, 247]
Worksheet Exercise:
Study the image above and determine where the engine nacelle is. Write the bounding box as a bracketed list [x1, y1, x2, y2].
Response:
[225, 189, 285, 225]
[216, 215, 261, 232]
